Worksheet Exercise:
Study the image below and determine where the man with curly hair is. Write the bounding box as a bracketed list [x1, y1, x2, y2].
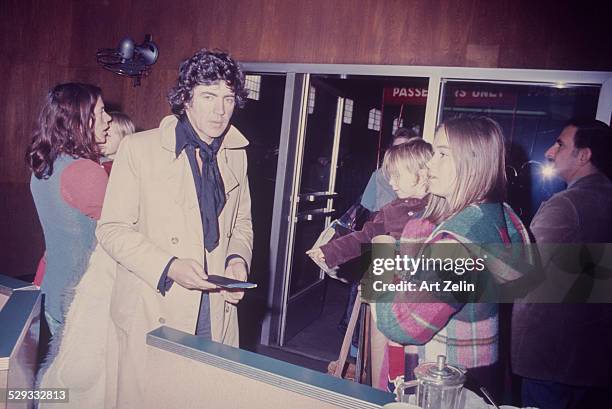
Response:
[37, 49, 253, 408]
[103, 49, 253, 407]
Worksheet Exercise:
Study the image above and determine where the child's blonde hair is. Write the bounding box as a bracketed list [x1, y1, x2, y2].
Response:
[382, 138, 433, 186]
[109, 111, 135, 137]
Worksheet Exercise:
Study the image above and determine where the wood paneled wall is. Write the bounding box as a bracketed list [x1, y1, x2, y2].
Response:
[1, 0, 611, 277]
[0, 0, 610, 277]
[1, 0, 610, 183]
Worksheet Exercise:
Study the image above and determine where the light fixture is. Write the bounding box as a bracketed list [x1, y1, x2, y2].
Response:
[97, 35, 159, 86]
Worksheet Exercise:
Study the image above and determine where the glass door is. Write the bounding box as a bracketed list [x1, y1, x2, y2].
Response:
[280, 76, 345, 343]
[230, 73, 287, 348]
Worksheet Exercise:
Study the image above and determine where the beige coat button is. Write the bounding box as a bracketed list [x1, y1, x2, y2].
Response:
[225, 305, 230, 313]
[171, 237, 179, 245]
[158, 317, 166, 324]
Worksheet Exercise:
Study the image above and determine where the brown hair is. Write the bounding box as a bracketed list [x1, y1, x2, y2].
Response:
[391, 127, 419, 146]
[167, 49, 249, 115]
[567, 118, 612, 176]
[424, 116, 507, 224]
[26, 83, 103, 179]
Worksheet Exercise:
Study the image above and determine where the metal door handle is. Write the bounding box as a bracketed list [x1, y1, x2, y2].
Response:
[297, 191, 338, 202]
[295, 208, 336, 222]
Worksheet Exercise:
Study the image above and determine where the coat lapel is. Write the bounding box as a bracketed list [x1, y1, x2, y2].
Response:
[218, 150, 238, 195]
[217, 125, 249, 195]
[160, 116, 203, 246]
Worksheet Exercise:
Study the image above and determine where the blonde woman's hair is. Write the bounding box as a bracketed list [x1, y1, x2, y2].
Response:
[424, 116, 507, 224]
[382, 138, 433, 186]
[109, 111, 135, 137]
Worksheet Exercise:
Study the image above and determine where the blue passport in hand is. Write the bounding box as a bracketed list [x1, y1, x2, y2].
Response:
[206, 275, 257, 289]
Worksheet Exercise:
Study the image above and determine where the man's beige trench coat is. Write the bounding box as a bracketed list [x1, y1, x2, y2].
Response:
[38, 115, 253, 409]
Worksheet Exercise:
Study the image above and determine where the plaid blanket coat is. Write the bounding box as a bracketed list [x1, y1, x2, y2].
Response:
[375, 202, 530, 369]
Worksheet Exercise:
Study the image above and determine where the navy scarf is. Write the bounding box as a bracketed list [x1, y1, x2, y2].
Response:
[175, 115, 226, 252]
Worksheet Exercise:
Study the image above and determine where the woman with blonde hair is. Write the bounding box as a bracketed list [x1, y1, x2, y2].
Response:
[374, 116, 530, 398]
[100, 111, 135, 174]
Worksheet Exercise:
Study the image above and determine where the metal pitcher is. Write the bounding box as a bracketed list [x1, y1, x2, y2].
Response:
[396, 355, 466, 409]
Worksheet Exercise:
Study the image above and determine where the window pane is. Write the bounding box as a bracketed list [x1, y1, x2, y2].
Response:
[308, 85, 316, 114]
[343, 98, 353, 124]
[392, 117, 404, 134]
[440, 81, 600, 223]
[245, 75, 261, 100]
[368, 108, 381, 131]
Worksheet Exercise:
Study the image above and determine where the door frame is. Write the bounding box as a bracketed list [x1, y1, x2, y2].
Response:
[249, 63, 612, 346]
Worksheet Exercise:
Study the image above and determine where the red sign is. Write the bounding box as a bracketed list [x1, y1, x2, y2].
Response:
[383, 87, 428, 105]
[384, 86, 518, 108]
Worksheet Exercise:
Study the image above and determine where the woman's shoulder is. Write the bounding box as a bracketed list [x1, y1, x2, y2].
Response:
[67, 157, 105, 172]
[60, 158, 108, 218]
[437, 204, 486, 233]
[62, 158, 108, 185]
[436, 202, 527, 244]
[40, 155, 102, 180]
[52, 153, 82, 170]
[446, 202, 505, 225]
[429, 203, 497, 242]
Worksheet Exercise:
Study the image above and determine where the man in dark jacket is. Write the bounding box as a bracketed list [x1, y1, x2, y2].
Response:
[512, 119, 612, 408]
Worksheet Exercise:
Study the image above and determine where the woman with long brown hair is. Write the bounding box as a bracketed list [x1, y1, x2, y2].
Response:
[26, 82, 111, 336]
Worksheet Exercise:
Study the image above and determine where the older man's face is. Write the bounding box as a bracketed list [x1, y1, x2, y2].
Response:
[545, 125, 581, 183]
[185, 82, 236, 144]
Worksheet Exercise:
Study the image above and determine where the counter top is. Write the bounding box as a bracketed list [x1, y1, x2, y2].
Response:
[147, 326, 396, 409]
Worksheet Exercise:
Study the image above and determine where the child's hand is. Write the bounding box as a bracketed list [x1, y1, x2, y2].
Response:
[306, 247, 326, 265]
[371, 234, 396, 244]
